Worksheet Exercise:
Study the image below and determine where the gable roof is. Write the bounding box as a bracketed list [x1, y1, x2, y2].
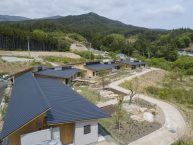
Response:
[0, 71, 110, 140]
[0, 72, 51, 140]
[120, 60, 146, 66]
[36, 77, 110, 124]
[85, 63, 118, 71]
[35, 68, 82, 79]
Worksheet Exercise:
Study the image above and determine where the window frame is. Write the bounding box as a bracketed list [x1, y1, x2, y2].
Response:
[84, 124, 91, 134]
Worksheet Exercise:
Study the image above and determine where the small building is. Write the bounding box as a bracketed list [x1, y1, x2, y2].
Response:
[75, 61, 120, 77]
[118, 60, 146, 70]
[0, 71, 110, 145]
[34, 66, 83, 85]
[116, 53, 127, 60]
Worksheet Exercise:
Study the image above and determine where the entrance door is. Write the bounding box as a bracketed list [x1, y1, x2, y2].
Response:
[60, 123, 75, 144]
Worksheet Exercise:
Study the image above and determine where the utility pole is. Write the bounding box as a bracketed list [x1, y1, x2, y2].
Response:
[147, 47, 150, 59]
[27, 36, 30, 56]
[89, 42, 92, 60]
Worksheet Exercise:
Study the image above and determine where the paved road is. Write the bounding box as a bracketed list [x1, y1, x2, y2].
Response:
[106, 68, 186, 145]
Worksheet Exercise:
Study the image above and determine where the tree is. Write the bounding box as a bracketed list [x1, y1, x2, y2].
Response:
[124, 77, 139, 104]
[114, 96, 125, 131]
[102, 34, 127, 52]
[98, 69, 109, 90]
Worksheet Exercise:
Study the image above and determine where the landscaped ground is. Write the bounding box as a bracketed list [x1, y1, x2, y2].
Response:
[74, 86, 112, 104]
[99, 99, 162, 144]
[121, 69, 168, 94]
[74, 82, 163, 144]
[122, 69, 193, 143]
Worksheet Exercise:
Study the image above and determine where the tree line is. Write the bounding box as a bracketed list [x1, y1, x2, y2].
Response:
[0, 26, 59, 51]
[0, 20, 193, 62]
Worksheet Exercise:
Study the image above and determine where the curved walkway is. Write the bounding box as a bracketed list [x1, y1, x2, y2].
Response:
[107, 68, 186, 145]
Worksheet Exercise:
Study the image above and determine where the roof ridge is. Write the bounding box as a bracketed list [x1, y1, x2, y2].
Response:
[31, 72, 51, 108]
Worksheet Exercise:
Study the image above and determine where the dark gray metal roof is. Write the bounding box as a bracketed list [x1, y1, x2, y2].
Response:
[1, 71, 110, 140]
[36, 77, 110, 124]
[35, 68, 82, 79]
[0, 82, 7, 103]
[85, 63, 119, 71]
[120, 60, 146, 66]
[0, 72, 51, 140]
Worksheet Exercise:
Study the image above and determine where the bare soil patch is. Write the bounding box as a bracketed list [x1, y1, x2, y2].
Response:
[0, 51, 81, 59]
[0, 61, 32, 74]
[109, 121, 161, 144]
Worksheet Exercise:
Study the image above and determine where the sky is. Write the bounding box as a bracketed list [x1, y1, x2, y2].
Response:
[0, 0, 192, 29]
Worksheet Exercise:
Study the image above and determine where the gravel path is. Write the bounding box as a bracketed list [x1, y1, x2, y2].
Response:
[104, 68, 186, 145]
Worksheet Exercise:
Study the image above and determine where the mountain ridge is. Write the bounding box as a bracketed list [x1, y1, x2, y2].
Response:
[0, 12, 149, 34]
[0, 15, 30, 22]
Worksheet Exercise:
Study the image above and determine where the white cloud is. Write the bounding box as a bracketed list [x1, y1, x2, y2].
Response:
[143, 5, 185, 20]
[0, 0, 192, 29]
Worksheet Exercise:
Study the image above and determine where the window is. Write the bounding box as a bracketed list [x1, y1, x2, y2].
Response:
[84, 125, 91, 134]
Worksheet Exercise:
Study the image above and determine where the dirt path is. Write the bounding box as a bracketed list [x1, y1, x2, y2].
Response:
[104, 68, 186, 145]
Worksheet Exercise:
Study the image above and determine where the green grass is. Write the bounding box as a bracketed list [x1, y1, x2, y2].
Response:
[172, 141, 193, 145]
[74, 87, 109, 104]
[145, 74, 193, 106]
[42, 56, 85, 64]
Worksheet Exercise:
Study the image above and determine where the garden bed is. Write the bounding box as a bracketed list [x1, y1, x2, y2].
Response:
[100, 100, 162, 144]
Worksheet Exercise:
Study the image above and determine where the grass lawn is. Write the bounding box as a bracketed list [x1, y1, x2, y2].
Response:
[74, 86, 109, 104]
[42, 56, 85, 64]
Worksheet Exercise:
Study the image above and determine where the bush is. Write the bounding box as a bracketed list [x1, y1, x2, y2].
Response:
[73, 50, 94, 60]
[146, 58, 172, 70]
[186, 69, 193, 75]
[146, 86, 193, 105]
[145, 86, 160, 96]
[42, 56, 85, 64]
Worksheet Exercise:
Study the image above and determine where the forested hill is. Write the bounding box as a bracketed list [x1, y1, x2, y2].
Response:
[0, 12, 193, 62]
[0, 15, 30, 22]
[0, 12, 151, 52]
[1, 12, 149, 37]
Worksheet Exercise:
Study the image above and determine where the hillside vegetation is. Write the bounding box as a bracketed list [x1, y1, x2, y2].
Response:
[0, 12, 193, 62]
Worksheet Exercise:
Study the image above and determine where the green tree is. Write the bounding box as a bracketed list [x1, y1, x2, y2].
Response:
[98, 69, 109, 90]
[114, 96, 125, 131]
[123, 78, 139, 104]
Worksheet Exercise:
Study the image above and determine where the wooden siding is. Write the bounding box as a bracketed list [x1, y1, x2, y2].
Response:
[8, 113, 46, 145]
[59, 123, 75, 144]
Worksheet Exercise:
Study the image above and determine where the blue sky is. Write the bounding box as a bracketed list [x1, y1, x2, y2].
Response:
[0, 0, 192, 29]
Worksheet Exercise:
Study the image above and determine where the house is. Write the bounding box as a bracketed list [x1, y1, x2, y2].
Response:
[0, 70, 110, 145]
[116, 53, 127, 60]
[118, 60, 146, 70]
[75, 61, 120, 77]
[34, 66, 84, 85]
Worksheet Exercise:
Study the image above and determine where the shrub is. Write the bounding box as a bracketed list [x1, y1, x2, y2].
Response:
[73, 50, 94, 60]
[145, 86, 160, 96]
[42, 56, 85, 64]
[146, 58, 172, 70]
